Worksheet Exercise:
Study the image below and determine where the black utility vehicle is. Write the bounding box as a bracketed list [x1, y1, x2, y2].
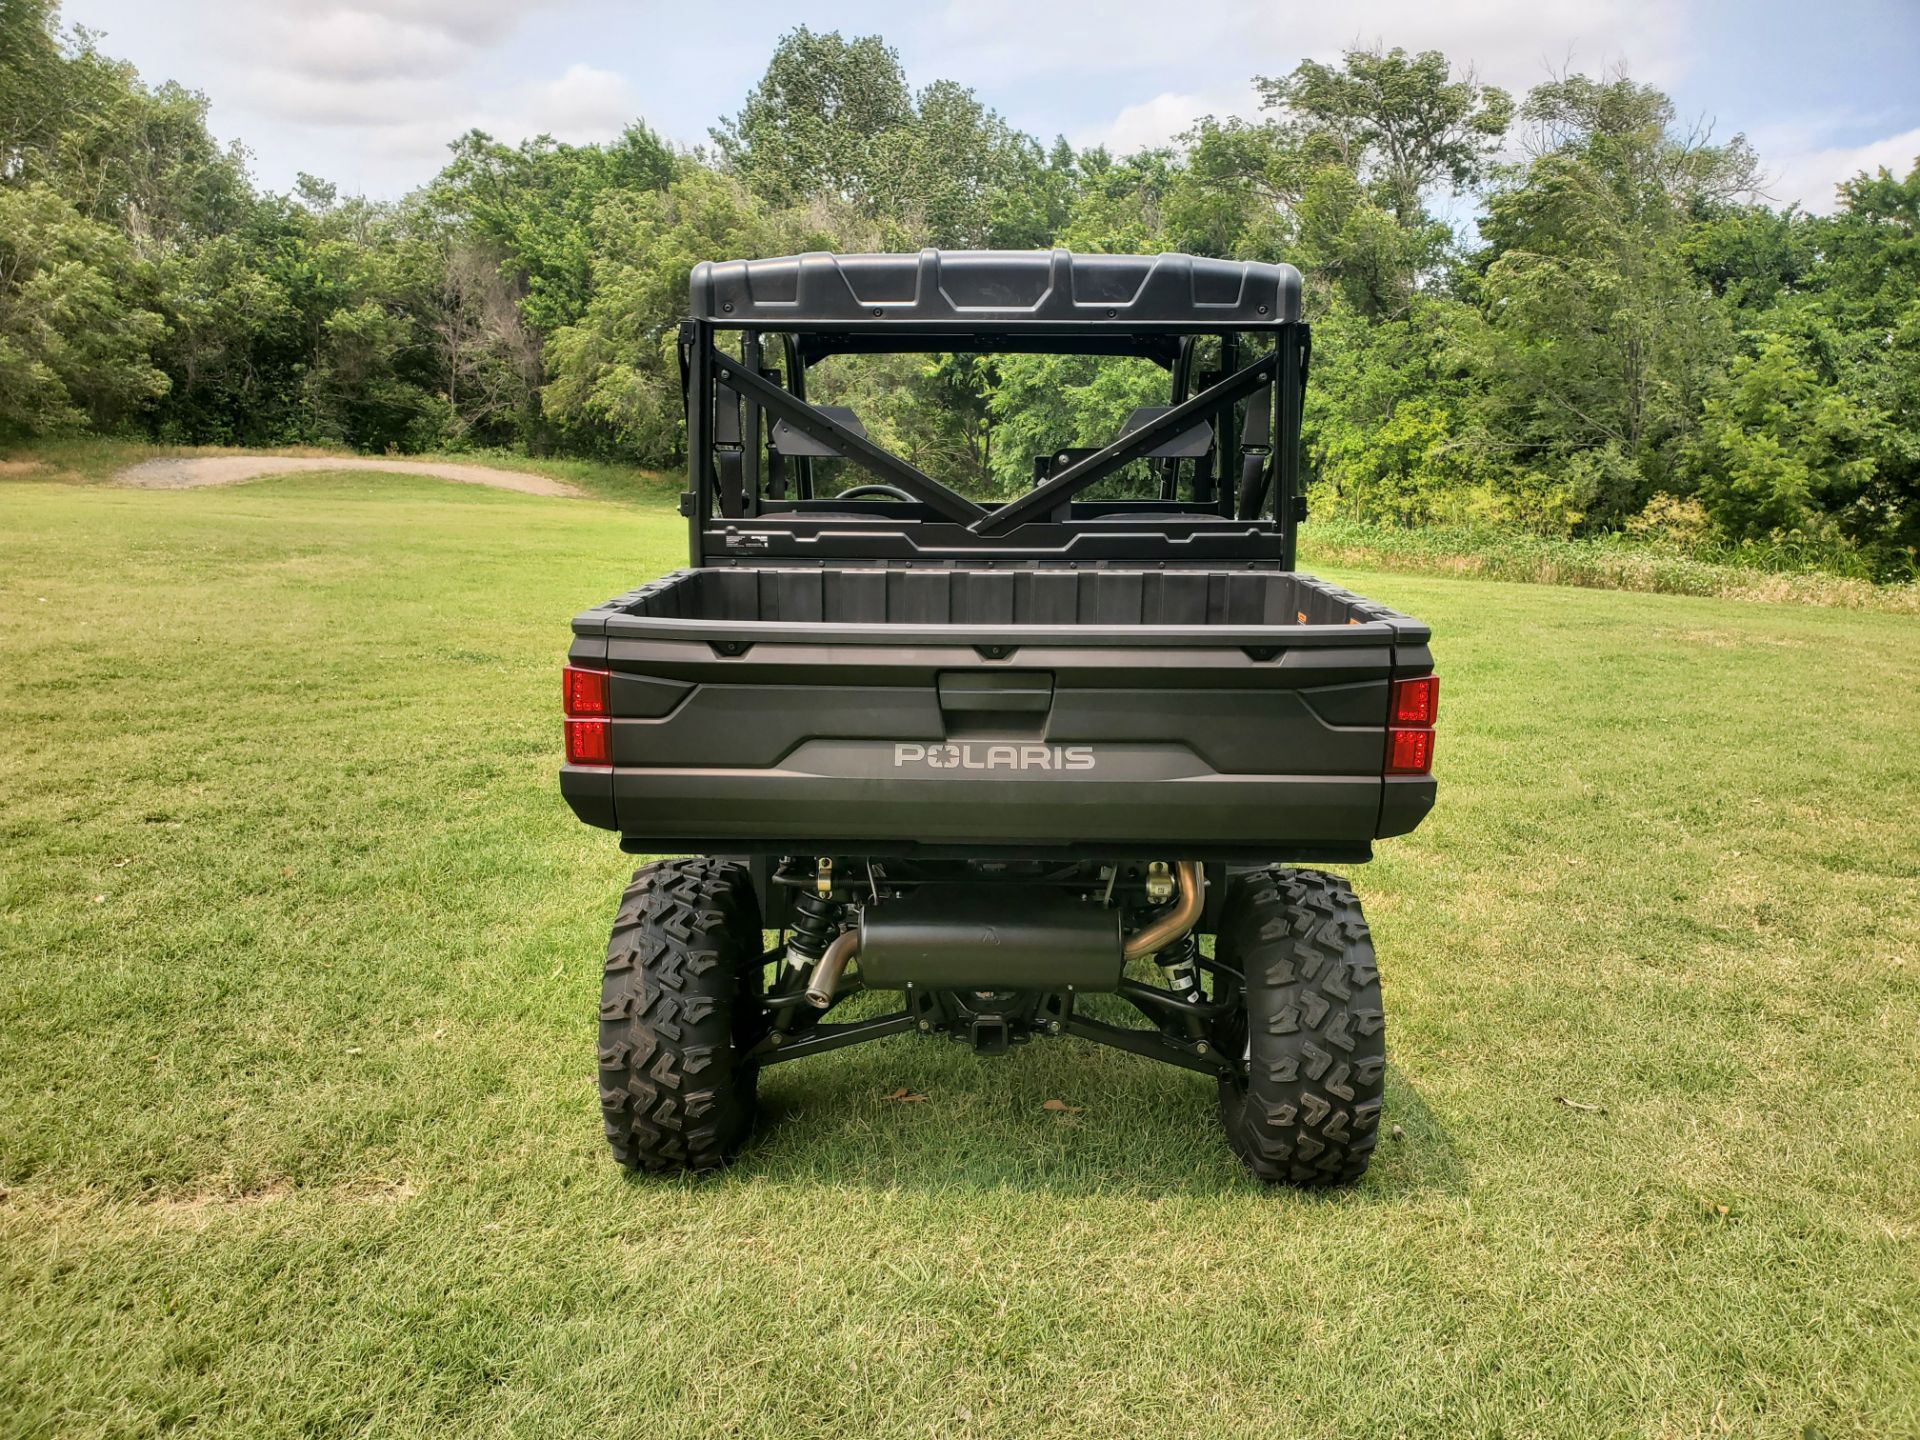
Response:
[561, 250, 1438, 1186]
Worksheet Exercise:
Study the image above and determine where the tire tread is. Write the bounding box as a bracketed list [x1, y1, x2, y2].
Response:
[598, 857, 759, 1173]
[1218, 868, 1386, 1187]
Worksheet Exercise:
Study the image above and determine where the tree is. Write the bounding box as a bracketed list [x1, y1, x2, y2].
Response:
[1468, 75, 1759, 524]
[1303, 298, 1528, 526]
[0, 6, 1914, 569]
[424, 125, 678, 449]
[1, 0, 66, 177]
[982, 352, 1167, 495]
[714, 29, 1049, 249]
[430, 125, 677, 337]
[0, 181, 168, 433]
[3, 14, 249, 247]
[1740, 158, 1920, 565]
[711, 29, 914, 207]
[1258, 46, 1511, 227]
[1169, 47, 1508, 318]
[865, 79, 1054, 249]
[1685, 333, 1877, 543]
[542, 169, 875, 460]
[1054, 148, 1178, 254]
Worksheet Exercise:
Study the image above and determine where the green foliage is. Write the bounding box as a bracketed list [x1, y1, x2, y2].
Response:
[2, 4, 1917, 583]
[429, 126, 677, 336]
[1685, 334, 1877, 541]
[0, 181, 168, 434]
[543, 169, 870, 459]
[711, 28, 915, 207]
[711, 27, 1047, 249]
[1053, 148, 1179, 254]
[807, 351, 996, 492]
[1308, 301, 1479, 523]
[1258, 46, 1512, 226]
[1468, 77, 1758, 525]
[983, 353, 1169, 495]
[1302, 513, 1914, 604]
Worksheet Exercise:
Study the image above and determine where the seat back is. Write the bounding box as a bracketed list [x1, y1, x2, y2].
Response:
[1117, 406, 1213, 459]
[770, 405, 869, 458]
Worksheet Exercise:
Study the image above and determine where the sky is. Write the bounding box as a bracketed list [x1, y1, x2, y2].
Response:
[60, 0, 1920, 215]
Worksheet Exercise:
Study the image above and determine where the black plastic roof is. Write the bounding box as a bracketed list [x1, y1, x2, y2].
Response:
[689, 249, 1301, 330]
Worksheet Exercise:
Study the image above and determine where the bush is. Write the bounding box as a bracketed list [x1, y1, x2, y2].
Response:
[1301, 516, 1919, 611]
[1625, 494, 1713, 549]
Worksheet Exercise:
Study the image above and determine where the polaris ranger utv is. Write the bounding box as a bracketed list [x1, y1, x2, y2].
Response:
[561, 250, 1438, 1186]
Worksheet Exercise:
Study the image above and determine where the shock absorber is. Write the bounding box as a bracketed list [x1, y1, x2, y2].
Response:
[784, 887, 844, 978]
[1155, 933, 1203, 1003]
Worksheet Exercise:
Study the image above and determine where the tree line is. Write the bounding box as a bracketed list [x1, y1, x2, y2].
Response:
[3, 6, 1916, 574]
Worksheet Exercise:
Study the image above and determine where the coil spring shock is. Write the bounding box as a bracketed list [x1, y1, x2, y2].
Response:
[1155, 932, 1203, 1003]
[784, 888, 843, 975]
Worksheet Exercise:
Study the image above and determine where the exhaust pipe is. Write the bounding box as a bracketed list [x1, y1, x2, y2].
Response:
[804, 928, 860, 1009]
[808, 861, 1200, 1006]
[1122, 861, 1204, 960]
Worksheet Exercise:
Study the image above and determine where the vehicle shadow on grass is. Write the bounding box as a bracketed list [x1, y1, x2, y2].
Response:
[720, 1034, 1468, 1202]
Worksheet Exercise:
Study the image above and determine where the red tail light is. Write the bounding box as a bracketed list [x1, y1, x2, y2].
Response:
[564, 667, 611, 766]
[565, 718, 612, 766]
[564, 666, 609, 717]
[1386, 727, 1434, 774]
[1391, 674, 1438, 726]
[1386, 673, 1438, 775]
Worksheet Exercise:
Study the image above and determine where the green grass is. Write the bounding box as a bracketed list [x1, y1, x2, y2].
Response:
[1300, 517, 1920, 613]
[2, 468, 1917, 1439]
[11, 437, 1917, 608]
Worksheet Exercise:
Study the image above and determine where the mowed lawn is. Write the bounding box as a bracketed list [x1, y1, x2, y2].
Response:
[2, 473, 1916, 1440]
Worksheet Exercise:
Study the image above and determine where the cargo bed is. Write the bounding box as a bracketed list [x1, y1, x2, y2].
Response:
[561, 567, 1435, 859]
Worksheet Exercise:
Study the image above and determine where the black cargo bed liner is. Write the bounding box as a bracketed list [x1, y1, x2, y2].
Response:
[576, 568, 1425, 646]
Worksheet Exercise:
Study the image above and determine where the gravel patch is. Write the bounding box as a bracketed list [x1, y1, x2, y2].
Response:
[118, 455, 579, 497]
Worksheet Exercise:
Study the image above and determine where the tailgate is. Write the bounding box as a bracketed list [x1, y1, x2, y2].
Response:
[561, 570, 1434, 857]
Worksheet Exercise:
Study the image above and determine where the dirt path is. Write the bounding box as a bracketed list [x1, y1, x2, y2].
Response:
[117, 455, 580, 497]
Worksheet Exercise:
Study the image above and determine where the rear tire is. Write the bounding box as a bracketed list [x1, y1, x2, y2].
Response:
[1215, 868, 1386, 1187]
[598, 857, 763, 1173]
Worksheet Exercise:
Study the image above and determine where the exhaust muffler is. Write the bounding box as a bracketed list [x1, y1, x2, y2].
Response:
[804, 862, 1204, 1007]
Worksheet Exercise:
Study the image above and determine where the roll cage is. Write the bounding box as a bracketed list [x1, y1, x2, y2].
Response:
[678, 249, 1310, 568]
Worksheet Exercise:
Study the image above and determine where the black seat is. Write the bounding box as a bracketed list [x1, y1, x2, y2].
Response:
[770, 405, 868, 458]
[1117, 406, 1213, 458]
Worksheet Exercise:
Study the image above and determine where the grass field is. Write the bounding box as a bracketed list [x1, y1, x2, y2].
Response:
[1301, 516, 1920, 614]
[2, 469, 1917, 1438]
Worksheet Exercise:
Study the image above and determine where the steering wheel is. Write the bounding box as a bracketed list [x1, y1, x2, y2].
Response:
[833, 483, 917, 502]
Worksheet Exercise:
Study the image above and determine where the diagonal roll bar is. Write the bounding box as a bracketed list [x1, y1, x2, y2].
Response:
[970, 351, 1280, 535]
[708, 351, 987, 525]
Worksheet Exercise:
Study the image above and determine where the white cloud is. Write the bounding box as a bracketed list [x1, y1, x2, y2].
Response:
[229, 0, 550, 68]
[1014, 0, 1690, 162]
[928, 0, 1246, 80]
[1073, 86, 1260, 154]
[213, 1, 584, 127]
[248, 66, 644, 190]
[200, 0, 641, 193]
[232, 9, 470, 81]
[934, 0, 1688, 96]
[518, 64, 641, 140]
[233, 71, 462, 130]
[1760, 125, 1920, 213]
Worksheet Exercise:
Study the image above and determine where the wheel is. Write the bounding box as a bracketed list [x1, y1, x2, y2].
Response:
[597, 857, 763, 1173]
[1214, 869, 1387, 1186]
[833, 483, 916, 501]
